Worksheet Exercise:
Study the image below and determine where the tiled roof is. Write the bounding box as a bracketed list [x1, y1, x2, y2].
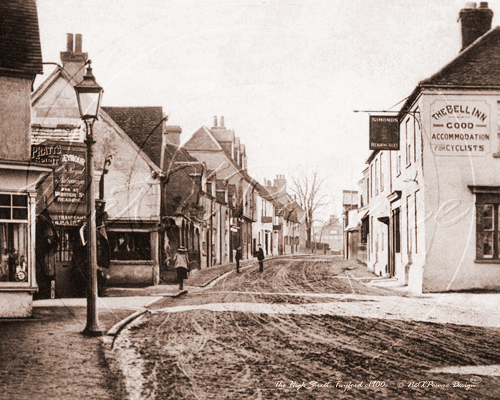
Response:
[422, 27, 500, 87]
[163, 142, 199, 176]
[0, 0, 43, 76]
[400, 26, 500, 117]
[184, 126, 221, 151]
[211, 127, 235, 143]
[102, 107, 164, 167]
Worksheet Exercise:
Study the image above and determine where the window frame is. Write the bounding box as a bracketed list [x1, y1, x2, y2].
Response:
[108, 230, 153, 261]
[406, 118, 412, 168]
[475, 194, 500, 261]
[0, 193, 30, 286]
[380, 153, 384, 193]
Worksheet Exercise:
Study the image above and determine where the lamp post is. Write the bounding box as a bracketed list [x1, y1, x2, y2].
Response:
[74, 60, 104, 336]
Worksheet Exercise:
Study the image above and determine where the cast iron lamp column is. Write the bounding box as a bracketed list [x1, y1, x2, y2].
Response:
[74, 61, 104, 336]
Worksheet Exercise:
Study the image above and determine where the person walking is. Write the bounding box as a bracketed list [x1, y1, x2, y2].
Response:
[174, 246, 189, 290]
[257, 244, 265, 272]
[235, 246, 242, 273]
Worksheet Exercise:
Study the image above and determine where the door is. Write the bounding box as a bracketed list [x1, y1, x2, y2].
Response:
[389, 208, 401, 278]
[54, 228, 76, 298]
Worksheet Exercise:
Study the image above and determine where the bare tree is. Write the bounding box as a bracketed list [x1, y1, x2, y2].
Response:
[291, 168, 329, 251]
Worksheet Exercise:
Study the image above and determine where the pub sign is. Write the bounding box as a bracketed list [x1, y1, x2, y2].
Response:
[369, 115, 399, 150]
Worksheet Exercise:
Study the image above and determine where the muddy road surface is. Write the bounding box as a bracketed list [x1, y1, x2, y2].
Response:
[109, 256, 500, 399]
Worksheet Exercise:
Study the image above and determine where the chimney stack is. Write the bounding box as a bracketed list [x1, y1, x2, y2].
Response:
[165, 125, 182, 146]
[274, 175, 287, 193]
[459, 2, 493, 52]
[60, 33, 88, 84]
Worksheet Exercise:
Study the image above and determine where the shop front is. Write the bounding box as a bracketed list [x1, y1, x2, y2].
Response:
[0, 162, 52, 317]
[32, 140, 90, 298]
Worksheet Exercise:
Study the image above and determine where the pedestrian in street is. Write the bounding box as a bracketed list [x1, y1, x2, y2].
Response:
[257, 244, 265, 272]
[174, 246, 189, 290]
[235, 246, 242, 273]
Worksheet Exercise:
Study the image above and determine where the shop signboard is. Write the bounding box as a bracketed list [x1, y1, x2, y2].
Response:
[32, 141, 88, 226]
[430, 100, 490, 156]
[369, 115, 399, 150]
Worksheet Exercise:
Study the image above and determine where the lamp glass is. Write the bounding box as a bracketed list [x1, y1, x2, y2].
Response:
[77, 91, 102, 120]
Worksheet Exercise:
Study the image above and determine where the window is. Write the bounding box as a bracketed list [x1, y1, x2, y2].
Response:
[56, 229, 72, 262]
[206, 182, 212, 196]
[367, 178, 370, 204]
[108, 231, 152, 260]
[0, 194, 29, 283]
[370, 165, 373, 199]
[475, 194, 500, 260]
[380, 153, 384, 192]
[394, 208, 401, 253]
[375, 159, 379, 195]
[415, 190, 419, 254]
[406, 118, 412, 166]
[414, 113, 418, 162]
[371, 216, 374, 252]
[0, 194, 28, 221]
[406, 195, 412, 254]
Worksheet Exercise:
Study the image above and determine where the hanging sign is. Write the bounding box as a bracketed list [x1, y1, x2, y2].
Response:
[369, 116, 399, 150]
[430, 100, 490, 156]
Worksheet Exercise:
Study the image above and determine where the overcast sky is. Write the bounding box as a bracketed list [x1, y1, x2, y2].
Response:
[35, 0, 490, 217]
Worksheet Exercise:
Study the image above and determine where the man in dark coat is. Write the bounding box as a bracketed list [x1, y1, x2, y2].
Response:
[257, 244, 265, 272]
[235, 246, 242, 273]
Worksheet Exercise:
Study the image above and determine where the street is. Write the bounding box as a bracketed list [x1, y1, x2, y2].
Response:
[109, 256, 500, 399]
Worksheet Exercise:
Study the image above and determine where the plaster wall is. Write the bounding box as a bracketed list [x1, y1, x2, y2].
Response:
[367, 151, 391, 277]
[0, 292, 33, 318]
[0, 76, 31, 161]
[31, 76, 82, 127]
[94, 118, 160, 222]
[421, 91, 500, 292]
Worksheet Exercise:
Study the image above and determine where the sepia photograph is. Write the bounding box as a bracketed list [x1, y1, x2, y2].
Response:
[1, 0, 500, 398]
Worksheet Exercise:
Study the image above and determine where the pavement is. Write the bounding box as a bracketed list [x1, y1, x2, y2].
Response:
[1, 255, 500, 399]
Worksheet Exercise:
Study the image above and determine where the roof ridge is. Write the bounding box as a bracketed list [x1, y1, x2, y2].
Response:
[421, 26, 500, 86]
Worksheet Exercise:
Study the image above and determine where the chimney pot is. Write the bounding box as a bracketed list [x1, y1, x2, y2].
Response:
[479, 2, 489, 8]
[66, 33, 74, 52]
[220, 116, 225, 127]
[60, 34, 88, 84]
[75, 34, 83, 53]
[214, 116, 218, 127]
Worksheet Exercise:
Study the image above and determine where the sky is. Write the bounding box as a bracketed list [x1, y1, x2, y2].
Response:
[35, 0, 493, 218]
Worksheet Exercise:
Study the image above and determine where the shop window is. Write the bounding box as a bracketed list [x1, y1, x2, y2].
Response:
[108, 231, 151, 260]
[0, 194, 29, 282]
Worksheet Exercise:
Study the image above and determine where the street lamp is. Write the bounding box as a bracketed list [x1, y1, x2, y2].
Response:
[74, 60, 104, 336]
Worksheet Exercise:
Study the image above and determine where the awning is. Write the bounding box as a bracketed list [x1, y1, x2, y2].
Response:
[358, 209, 369, 221]
[344, 208, 369, 232]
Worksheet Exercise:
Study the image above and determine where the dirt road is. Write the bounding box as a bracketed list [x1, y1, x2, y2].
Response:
[109, 256, 500, 399]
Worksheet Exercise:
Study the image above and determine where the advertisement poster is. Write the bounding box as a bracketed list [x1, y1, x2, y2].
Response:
[32, 141, 87, 225]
